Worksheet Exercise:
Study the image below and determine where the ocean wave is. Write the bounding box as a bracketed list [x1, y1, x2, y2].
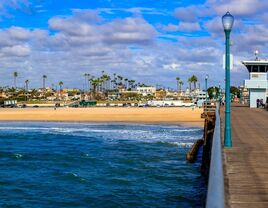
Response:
[63, 172, 86, 183]
[13, 153, 23, 159]
[156, 141, 194, 148]
[0, 152, 24, 159]
[173, 129, 202, 132]
[0, 126, 149, 134]
[0, 124, 202, 146]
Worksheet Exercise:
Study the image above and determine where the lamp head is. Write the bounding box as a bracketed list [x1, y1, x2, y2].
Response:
[254, 50, 259, 60]
[205, 74, 209, 80]
[222, 12, 234, 31]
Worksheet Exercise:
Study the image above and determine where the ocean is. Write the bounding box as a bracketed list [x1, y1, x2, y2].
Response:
[0, 122, 206, 207]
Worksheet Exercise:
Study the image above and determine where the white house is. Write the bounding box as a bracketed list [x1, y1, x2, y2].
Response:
[137, 87, 156, 96]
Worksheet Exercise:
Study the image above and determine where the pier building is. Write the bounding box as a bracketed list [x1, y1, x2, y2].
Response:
[242, 59, 268, 108]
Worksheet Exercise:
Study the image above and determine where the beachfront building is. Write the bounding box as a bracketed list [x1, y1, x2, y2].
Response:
[242, 59, 268, 108]
[137, 87, 156, 96]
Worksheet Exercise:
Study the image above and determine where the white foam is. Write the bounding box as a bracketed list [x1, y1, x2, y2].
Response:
[0, 125, 202, 146]
[172, 142, 194, 148]
[14, 153, 23, 158]
[173, 129, 201, 132]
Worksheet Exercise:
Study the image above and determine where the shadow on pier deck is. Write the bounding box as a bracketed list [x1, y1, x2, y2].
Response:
[222, 104, 268, 207]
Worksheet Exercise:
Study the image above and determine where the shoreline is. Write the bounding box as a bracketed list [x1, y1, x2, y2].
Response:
[0, 107, 204, 127]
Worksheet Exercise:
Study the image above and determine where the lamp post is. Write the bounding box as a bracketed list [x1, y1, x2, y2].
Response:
[205, 74, 209, 103]
[222, 12, 234, 147]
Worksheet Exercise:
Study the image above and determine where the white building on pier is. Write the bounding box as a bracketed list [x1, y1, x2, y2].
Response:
[242, 59, 268, 108]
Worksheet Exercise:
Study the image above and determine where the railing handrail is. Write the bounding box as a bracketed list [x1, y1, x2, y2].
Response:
[206, 104, 225, 208]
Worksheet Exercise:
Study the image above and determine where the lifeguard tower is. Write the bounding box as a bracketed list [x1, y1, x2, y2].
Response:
[242, 51, 268, 108]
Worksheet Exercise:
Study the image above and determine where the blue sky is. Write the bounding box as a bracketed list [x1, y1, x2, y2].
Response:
[0, 0, 267, 89]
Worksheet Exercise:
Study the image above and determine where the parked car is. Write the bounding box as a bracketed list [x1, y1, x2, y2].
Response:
[265, 97, 268, 111]
[21, 104, 27, 108]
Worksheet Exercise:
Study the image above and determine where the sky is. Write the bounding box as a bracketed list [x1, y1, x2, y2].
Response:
[0, 0, 267, 90]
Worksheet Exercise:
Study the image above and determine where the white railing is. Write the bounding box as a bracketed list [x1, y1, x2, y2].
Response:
[206, 105, 225, 208]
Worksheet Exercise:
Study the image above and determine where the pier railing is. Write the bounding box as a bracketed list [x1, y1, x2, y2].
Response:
[206, 104, 224, 208]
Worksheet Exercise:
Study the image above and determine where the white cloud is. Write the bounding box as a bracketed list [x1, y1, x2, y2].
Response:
[212, 0, 268, 17]
[49, 11, 156, 46]
[0, 45, 31, 57]
[163, 63, 181, 70]
[103, 17, 156, 44]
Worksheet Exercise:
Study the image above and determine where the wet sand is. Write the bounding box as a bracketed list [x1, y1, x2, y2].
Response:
[0, 107, 204, 127]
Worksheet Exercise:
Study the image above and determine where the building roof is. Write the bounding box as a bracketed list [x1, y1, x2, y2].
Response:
[242, 60, 268, 73]
[242, 60, 268, 66]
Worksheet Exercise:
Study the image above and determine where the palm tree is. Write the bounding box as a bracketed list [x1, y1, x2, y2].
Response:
[42, 75, 47, 89]
[191, 75, 198, 90]
[176, 77, 180, 92]
[59, 81, 63, 99]
[42, 75, 47, 98]
[25, 80, 29, 91]
[89, 76, 95, 93]
[179, 80, 184, 92]
[87, 74, 91, 91]
[124, 78, 128, 89]
[188, 77, 192, 92]
[88, 77, 91, 92]
[13, 72, 18, 90]
[108, 75, 112, 90]
[101, 74, 110, 92]
[59, 81, 63, 91]
[91, 79, 101, 99]
[25, 79, 29, 101]
[129, 80, 136, 89]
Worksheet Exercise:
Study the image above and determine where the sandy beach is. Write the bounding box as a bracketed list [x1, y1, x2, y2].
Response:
[0, 107, 204, 127]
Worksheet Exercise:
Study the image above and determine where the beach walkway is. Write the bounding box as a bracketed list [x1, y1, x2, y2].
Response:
[222, 104, 268, 207]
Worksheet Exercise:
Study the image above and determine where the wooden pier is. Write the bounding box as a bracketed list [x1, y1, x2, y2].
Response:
[222, 104, 268, 207]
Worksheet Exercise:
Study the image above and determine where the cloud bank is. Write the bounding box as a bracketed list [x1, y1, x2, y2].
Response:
[0, 0, 266, 89]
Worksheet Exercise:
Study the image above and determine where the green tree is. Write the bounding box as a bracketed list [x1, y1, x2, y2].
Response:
[42, 75, 47, 98]
[25, 80, 29, 92]
[13, 72, 18, 90]
[207, 87, 219, 99]
[188, 77, 192, 91]
[59, 81, 63, 92]
[230, 86, 239, 95]
[25, 80, 29, 101]
[176, 77, 180, 92]
[179, 80, 184, 92]
[191, 75, 198, 90]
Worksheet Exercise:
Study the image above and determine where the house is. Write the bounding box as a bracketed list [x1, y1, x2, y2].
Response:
[137, 87, 156, 96]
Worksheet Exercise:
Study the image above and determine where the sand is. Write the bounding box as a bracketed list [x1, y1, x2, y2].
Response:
[0, 107, 204, 127]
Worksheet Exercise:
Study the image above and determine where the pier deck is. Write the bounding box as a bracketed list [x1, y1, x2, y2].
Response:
[222, 104, 268, 207]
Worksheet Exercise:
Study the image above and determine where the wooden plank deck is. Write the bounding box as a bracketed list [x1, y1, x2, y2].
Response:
[221, 104, 268, 208]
